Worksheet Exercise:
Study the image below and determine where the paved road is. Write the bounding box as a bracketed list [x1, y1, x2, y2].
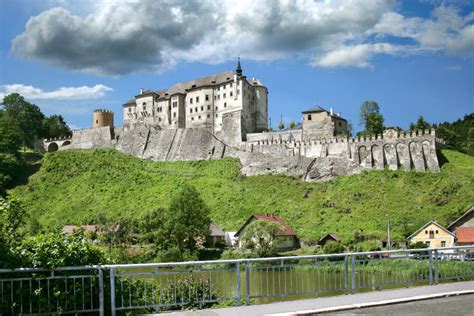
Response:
[163, 281, 474, 316]
[318, 294, 474, 316]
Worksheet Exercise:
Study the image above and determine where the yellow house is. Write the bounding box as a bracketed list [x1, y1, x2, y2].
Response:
[407, 221, 455, 248]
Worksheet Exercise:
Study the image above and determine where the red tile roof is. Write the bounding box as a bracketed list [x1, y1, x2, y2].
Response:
[455, 227, 474, 243]
[236, 214, 296, 237]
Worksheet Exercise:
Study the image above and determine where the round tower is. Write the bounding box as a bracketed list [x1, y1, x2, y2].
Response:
[93, 109, 114, 128]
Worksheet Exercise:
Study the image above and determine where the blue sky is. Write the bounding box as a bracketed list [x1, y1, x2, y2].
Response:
[0, 0, 473, 132]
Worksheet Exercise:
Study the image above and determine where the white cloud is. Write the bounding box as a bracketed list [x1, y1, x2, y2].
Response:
[0, 84, 113, 100]
[312, 43, 400, 68]
[10, 0, 474, 73]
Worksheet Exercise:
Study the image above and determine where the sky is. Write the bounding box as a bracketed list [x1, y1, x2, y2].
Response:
[0, 0, 473, 132]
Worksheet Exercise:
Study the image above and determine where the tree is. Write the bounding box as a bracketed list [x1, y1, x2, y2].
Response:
[365, 112, 384, 135]
[141, 185, 211, 261]
[1, 93, 46, 147]
[289, 120, 295, 129]
[409, 115, 431, 131]
[278, 119, 285, 130]
[0, 195, 27, 247]
[359, 101, 380, 127]
[0, 110, 22, 154]
[43, 114, 72, 138]
[240, 220, 285, 257]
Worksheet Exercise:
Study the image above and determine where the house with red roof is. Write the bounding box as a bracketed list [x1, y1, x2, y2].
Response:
[447, 206, 474, 245]
[234, 214, 298, 251]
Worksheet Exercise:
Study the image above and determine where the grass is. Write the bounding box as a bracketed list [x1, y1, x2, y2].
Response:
[11, 148, 474, 243]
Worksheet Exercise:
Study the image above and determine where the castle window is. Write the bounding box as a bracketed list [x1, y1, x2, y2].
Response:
[230, 83, 233, 88]
[196, 96, 199, 103]
[214, 95, 217, 100]
[223, 93, 226, 98]
[96, 120, 98, 124]
[207, 105, 211, 110]
[339, 122, 342, 127]
[128, 108, 131, 112]
[215, 113, 218, 117]
[142, 102, 146, 106]
[189, 98, 193, 104]
[218, 95, 220, 100]
[192, 117, 194, 121]
[190, 108, 193, 113]
[308, 114, 312, 121]
[224, 102, 227, 108]
[230, 91, 233, 97]
[237, 89, 240, 94]
[207, 114, 210, 118]
[195, 107, 198, 112]
[215, 106, 218, 110]
[198, 115, 201, 119]
[205, 94, 209, 101]
[173, 112, 176, 118]
[158, 117, 162, 122]
[201, 106, 204, 111]
[172, 101, 177, 108]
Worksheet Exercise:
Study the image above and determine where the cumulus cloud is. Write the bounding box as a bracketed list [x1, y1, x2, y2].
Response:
[0, 83, 112, 100]
[10, 0, 474, 74]
[312, 43, 400, 68]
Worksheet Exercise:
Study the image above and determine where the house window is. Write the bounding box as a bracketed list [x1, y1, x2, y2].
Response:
[308, 114, 312, 121]
[196, 96, 199, 103]
[425, 230, 428, 234]
[441, 241, 446, 247]
[205, 95, 209, 101]
[429, 230, 435, 239]
[189, 98, 193, 104]
[435, 230, 439, 234]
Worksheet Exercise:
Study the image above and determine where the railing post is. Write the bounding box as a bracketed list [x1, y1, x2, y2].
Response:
[344, 255, 349, 295]
[351, 255, 356, 294]
[429, 250, 433, 285]
[110, 267, 116, 316]
[434, 249, 439, 285]
[98, 267, 104, 316]
[236, 262, 241, 306]
[245, 262, 250, 306]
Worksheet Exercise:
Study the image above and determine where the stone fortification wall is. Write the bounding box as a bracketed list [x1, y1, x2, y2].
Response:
[242, 128, 440, 172]
[69, 127, 115, 149]
[246, 129, 302, 143]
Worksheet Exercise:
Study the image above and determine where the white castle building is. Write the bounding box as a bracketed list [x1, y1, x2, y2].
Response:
[122, 58, 268, 144]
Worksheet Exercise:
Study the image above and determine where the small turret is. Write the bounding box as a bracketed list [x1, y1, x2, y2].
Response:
[236, 56, 243, 77]
[93, 109, 114, 128]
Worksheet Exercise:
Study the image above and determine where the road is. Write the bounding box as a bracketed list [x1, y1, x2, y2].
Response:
[318, 294, 474, 316]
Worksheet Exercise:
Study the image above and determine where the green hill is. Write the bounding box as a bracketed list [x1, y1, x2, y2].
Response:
[11, 149, 474, 244]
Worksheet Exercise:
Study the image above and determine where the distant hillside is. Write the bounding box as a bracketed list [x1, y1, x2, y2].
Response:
[11, 149, 474, 245]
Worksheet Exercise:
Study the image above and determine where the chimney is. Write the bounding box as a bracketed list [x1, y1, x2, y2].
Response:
[140, 88, 144, 94]
[337, 112, 341, 117]
[330, 107, 333, 115]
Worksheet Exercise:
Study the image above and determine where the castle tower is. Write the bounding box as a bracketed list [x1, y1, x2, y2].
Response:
[93, 109, 114, 128]
[236, 56, 243, 77]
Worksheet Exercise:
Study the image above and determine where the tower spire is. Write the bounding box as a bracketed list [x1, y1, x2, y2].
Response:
[236, 56, 242, 77]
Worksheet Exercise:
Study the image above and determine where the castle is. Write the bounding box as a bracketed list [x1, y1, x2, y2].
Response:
[41, 60, 442, 181]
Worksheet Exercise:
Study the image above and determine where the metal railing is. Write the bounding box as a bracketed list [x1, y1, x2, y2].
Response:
[1, 246, 473, 315]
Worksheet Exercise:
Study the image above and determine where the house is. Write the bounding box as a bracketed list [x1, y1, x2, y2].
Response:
[234, 214, 298, 251]
[407, 221, 455, 249]
[318, 233, 340, 247]
[447, 207, 474, 246]
[207, 222, 225, 247]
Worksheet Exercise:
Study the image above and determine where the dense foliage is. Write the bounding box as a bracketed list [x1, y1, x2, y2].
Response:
[0, 93, 71, 196]
[358, 100, 384, 136]
[140, 185, 211, 261]
[435, 113, 474, 156]
[11, 148, 474, 247]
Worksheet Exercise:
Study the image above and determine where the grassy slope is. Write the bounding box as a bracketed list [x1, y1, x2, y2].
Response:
[11, 149, 474, 243]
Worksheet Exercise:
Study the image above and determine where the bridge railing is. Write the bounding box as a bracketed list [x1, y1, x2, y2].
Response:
[1, 246, 473, 315]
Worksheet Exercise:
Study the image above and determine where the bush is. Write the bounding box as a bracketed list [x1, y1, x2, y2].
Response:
[323, 241, 345, 254]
